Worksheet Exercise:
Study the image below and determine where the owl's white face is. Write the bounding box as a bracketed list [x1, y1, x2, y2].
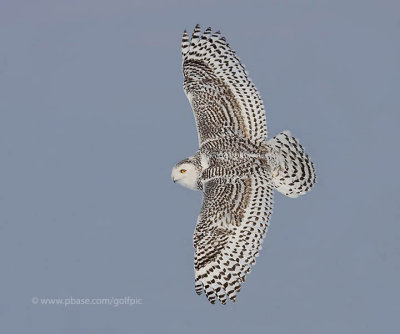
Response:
[171, 162, 200, 190]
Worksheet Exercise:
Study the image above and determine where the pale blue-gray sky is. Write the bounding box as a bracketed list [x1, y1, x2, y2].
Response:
[1, 0, 399, 333]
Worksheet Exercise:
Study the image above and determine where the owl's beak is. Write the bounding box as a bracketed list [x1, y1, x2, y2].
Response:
[172, 177, 176, 183]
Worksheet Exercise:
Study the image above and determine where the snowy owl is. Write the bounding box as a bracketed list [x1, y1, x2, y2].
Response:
[171, 25, 316, 305]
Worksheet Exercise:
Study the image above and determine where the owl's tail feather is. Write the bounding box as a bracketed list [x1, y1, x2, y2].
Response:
[267, 131, 316, 198]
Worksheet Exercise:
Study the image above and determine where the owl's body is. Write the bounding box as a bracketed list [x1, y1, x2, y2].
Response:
[171, 25, 316, 304]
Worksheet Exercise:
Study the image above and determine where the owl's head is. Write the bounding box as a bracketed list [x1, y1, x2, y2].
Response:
[171, 158, 201, 190]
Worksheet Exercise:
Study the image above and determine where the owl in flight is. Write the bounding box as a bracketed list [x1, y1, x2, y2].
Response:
[171, 25, 316, 304]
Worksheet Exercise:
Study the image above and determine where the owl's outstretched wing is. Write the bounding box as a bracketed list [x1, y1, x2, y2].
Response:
[193, 171, 274, 304]
[182, 25, 267, 146]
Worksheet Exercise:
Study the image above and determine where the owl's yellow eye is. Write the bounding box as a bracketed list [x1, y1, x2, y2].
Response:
[180, 169, 187, 174]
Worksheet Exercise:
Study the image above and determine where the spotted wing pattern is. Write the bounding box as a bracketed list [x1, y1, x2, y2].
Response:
[193, 173, 274, 304]
[182, 25, 267, 146]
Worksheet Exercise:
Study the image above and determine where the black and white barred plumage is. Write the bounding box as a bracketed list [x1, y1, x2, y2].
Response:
[171, 25, 316, 305]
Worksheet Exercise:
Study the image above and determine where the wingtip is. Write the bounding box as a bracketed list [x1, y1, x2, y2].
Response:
[181, 29, 189, 56]
[192, 24, 201, 40]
